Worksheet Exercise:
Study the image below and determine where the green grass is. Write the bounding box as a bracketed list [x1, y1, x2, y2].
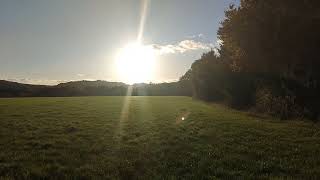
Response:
[0, 96, 320, 179]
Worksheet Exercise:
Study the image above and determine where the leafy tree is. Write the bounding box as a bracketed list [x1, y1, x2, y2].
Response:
[188, 0, 320, 119]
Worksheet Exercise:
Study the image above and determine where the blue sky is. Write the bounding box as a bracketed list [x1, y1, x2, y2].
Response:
[0, 0, 238, 85]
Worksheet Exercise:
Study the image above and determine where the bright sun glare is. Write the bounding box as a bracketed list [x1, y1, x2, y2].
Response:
[116, 42, 156, 84]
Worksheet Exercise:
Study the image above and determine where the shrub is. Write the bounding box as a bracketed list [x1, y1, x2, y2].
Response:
[255, 86, 303, 119]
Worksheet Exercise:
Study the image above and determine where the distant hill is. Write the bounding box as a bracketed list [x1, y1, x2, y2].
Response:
[0, 80, 48, 97]
[0, 80, 192, 97]
[56, 80, 126, 88]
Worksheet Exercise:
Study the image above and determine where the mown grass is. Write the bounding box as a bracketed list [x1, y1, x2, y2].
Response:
[0, 96, 320, 179]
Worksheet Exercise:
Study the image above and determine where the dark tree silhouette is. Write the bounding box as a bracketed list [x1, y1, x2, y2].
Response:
[185, 0, 320, 120]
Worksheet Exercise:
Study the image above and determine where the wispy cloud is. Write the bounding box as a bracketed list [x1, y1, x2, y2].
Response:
[77, 73, 86, 77]
[151, 39, 214, 55]
[187, 33, 205, 39]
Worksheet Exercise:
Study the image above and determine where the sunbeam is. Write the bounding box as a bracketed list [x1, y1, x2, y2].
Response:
[137, 0, 149, 43]
[116, 85, 133, 145]
[115, 0, 150, 144]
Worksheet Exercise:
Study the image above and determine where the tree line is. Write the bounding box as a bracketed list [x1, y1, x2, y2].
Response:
[180, 0, 320, 120]
[0, 80, 191, 97]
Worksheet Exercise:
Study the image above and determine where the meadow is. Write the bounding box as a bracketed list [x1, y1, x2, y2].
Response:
[0, 96, 320, 179]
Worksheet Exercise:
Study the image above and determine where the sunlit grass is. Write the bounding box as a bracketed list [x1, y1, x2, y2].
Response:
[0, 96, 320, 179]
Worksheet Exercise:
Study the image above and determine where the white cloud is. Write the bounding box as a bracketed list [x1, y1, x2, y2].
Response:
[77, 73, 86, 77]
[215, 39, 223, 47]
[213, 39, 223, 56]
[198, 33, 205, 38]
[179, 40, 212, 50]
[187, 33, 205, 39]
[151, 39, 214, 55]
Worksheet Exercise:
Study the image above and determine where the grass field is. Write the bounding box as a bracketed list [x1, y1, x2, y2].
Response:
[0, 96, 320, 179]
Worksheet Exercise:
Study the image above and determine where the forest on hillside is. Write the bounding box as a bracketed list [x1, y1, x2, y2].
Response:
[0, 80, 191, 97]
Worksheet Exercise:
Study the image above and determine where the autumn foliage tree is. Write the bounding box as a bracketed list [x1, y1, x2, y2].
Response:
[184, 0, 320, 120]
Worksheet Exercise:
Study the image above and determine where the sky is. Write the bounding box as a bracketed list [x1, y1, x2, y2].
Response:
[0, 0, 239, 85]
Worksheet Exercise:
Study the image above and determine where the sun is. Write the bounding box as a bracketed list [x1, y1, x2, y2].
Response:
[115, 42, 156, 84]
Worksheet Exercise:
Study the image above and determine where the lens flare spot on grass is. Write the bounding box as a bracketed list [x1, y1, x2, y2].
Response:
[176, 111, 190, 124]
